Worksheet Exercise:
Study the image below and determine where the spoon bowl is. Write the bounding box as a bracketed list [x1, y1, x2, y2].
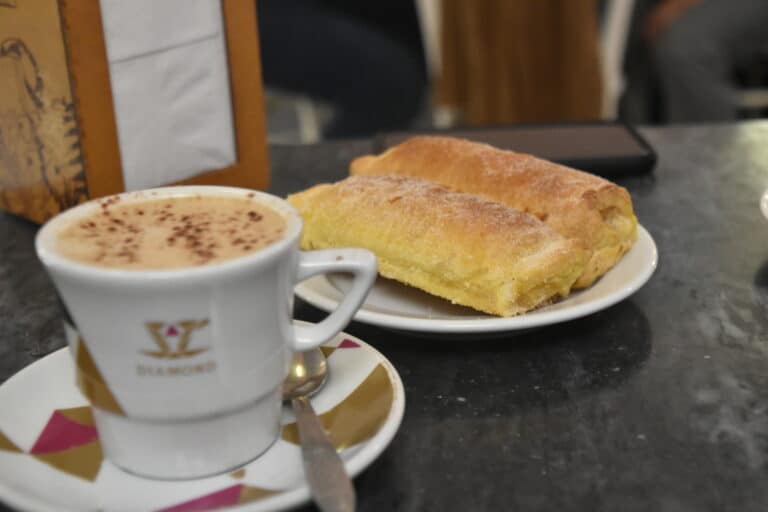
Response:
[283, 348, 328, 401]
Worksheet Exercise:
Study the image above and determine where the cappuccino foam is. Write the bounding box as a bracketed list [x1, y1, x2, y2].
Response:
[55, 194, 287, 269]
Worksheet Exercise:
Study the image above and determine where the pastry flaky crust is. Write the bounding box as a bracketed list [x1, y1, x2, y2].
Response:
[350, 136, 638, 288]
[288, 175, 589, 317]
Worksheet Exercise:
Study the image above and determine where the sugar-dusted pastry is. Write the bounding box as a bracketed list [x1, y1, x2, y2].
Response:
[350, 136, 637, 288]
[287, 175, 589, 317]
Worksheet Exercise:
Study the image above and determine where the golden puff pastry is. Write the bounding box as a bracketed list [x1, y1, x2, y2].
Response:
[287, 175, 589, 317]
[350, 136, 637, 288]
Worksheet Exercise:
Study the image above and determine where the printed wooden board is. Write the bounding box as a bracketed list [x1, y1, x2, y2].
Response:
[0, 0, 270, 225]
[0, 0, 88, 224]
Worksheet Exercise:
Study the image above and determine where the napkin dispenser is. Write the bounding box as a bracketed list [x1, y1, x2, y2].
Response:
[0, 0, 269, 224]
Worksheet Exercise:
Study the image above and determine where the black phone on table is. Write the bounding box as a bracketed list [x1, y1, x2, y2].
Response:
[375, 121, 657, 178]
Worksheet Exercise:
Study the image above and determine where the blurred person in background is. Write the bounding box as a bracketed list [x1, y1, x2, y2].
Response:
[435, 0, 603, 126]
[257, 0, 427, 139]
[646, 0, 768, 122]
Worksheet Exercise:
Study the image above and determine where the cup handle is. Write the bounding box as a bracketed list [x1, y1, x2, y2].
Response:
[292, 248, 377, 352]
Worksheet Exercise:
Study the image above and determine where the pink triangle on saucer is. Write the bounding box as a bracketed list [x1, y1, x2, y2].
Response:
[338, 338, 360, 349]
[158, 484, 242, 512]
[165, 325, 179, 337]
[30, 411, 99, 454]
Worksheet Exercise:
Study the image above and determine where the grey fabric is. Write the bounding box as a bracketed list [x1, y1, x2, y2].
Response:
[653, 0, 768, 122]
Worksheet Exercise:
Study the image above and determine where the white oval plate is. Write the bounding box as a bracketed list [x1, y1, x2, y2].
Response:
[0, 329, 405, 512]
[295, 225, 658, 335]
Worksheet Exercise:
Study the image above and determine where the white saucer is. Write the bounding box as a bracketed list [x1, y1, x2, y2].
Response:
[295, 225, 658, 336]
[761, 189, 768, 220]
[0, 331, 405, 512]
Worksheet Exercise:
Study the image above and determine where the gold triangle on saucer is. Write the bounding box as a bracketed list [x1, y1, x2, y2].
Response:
[57, 406, 95, 426]
[282, 364, 393, 450]
[0, 430, 22, 453]
[33, 441, 103, 481]
[238, 485, 280, 504]
[229, 468, 246, 479]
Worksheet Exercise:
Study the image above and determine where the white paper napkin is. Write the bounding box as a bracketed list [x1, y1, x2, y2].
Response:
[99, 0, 236, 191]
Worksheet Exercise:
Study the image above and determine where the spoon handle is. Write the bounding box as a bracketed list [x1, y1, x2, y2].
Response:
[292, 396, 356, 512]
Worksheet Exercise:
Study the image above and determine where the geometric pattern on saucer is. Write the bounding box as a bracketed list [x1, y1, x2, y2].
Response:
[0, 335, 398, 512]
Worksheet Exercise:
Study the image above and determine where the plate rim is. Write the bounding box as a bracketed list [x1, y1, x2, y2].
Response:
[0, 331, 406, 512]
[295, 224, 658, 334]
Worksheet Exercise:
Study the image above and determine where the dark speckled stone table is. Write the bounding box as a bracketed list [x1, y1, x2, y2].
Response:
[3, 122, 768, 511]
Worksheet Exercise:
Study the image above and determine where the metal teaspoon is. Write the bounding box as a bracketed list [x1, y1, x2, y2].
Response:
[282, 348, 356, 512]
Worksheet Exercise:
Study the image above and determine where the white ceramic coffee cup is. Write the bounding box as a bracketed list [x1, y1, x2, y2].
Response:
[35, 186, 377, 479]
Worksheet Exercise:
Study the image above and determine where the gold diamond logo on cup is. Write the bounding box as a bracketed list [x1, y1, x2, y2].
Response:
[142, 319, 210, 359]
